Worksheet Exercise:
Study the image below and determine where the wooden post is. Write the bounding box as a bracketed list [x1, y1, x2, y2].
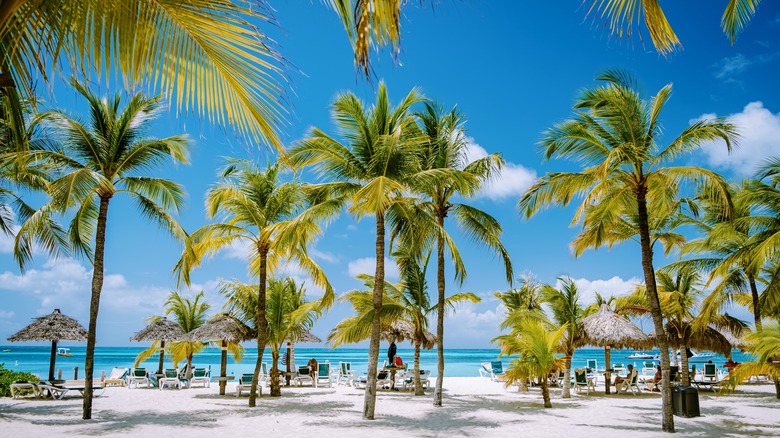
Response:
[605, 346, 612, 395]
[48, 340, 58, 381]
[220, 340, 228, 395]
[74, 366, 79, 380]
[57, 368, 62, 380]
[158, 340, 165, 374]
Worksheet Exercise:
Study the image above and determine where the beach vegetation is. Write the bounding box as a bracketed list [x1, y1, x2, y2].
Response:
[0, 363, 39, 398]
[407, 102, 512, 406]
[723, 324, 780, 399]
[175, 159, 336, 407]
[13, 79, 191, 419]
[290, 83, 424, 419]
[494, 320, 567, 408]
[519, 69, 738, 432]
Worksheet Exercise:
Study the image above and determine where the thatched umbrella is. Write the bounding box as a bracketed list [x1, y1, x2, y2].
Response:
[7, 309, 88, 381]
[130, 316, 187, 374]
[380, 320, 436, 349]
[187, 313, 254, 395]
[575, 304, 651, 394]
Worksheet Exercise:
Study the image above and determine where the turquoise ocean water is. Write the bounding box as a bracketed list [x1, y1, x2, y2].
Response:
[0, 345, 754, 379]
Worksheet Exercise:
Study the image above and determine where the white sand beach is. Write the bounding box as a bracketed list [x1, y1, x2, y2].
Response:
[1, 378, 778, 437]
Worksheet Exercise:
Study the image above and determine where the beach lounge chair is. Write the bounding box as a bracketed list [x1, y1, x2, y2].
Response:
[103, 367, 128, 387]
[10, 381, 39, 399]
[36, 382, 70, 399]
[236, 373, 262, 397]
[618, 369, 641, 395]
[127, 368, 152, 388]
[573, 368, 595, 394]
[403, 369, 431, 390]
[479, 360, 506, 382]
[317, 362, 332, 387]
[376, 369, 392, 389]
[294, 365, 314, 387]
[337, 362, 355, 386]
[190, 367, 211, 388]
[702, 363, 718, 382]
[586, 359, 598, 380]
[159, 368, 183, 390]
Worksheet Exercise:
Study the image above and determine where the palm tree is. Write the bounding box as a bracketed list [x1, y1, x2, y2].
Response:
[175, 159, 336, 407]
[409, 102, 512, 407]
[541, 276, 585, 398]
[667, 182, 766, 332]
[493, 320, 566, 408]
[134, 291, 225, 374]
[723, 324, 780, 399]
[329, 1, 760, 73]
[289, 82, 424, 419]
[518, 70, 737, 432]
[264, 277, 319, 396]
[14, 79, 190, 419]
[0, 0, 286, 150]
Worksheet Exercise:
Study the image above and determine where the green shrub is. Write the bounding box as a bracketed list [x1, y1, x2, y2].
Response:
[0, 363, 39, 397]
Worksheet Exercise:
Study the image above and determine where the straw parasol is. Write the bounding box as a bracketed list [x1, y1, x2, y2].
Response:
[575, 304, 651, 394]
[7, 309, 88, 381]
[652, 322, 735, 358]
[130, 316, 187, 374]
[187, 313, 254, 395]
[381, 320, 437, 349]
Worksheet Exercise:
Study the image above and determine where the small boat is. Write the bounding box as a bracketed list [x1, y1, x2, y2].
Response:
[627, 351, 655, 359]
[1, 349, 11, 352]
[56, 347, 73, 357]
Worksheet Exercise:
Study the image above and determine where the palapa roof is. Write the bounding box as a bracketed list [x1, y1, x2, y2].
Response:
[286, 330, 322, 344]
[130, 317, 187, 342]
[381, 320, 436, 350]
[575, 304, 650, 349]
[7, 309, 87, 342]
[187, 313, 254, 342]
[652, 322, 734, 356]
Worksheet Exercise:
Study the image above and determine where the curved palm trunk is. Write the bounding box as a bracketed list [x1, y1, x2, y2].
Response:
[413, 340, 423, 396]
[561, 354, 572, 398]
[434, 214, 445, 407]
[748, 275, 762, 332]
[270, 348, 281, 396]
[363, 211, 385, 420]
[249, 247, 269, 407]
[541, 379, 552, 408]
[82, 196, 110, 420]
[636, 188, 674, 432]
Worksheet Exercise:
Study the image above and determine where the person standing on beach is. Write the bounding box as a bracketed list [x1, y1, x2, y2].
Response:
[388, 341, 397, 367]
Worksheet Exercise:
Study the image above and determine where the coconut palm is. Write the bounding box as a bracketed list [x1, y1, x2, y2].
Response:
[13, 79, 189, 419]
[408, 102, 512, 406]
[666, 182, 766, 331]
[518, 70, 737, 432]
[175, 159, 336, 407]
[493, 320, 566, 408]
[0, 0, 286, 150]
[541, 276, 585, 398]
[329, 1, 760, 73]
[723, 324, 780, 399]
[223, 277, 320, 397]
[289, 82, 424, 419]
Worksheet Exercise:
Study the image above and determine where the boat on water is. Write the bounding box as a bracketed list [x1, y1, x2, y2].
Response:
[1, 349, 10, 352]
[56, 347, 73, 357]
[627, 351, 655, 359]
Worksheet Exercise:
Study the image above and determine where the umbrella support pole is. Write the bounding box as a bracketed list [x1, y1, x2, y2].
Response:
[158, 340, 166, 374]
[220, 340, 227, 396]
[48, 340, 57, 382]
[604, 347, 611, 395]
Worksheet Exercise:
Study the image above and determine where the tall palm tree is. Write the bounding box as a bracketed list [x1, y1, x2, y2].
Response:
[223, 277, 320, 397]
[14, 79, 190, 419]
[289, 82, 424, 419]
[666, 182, 766, 331]
[0, 0, 286, 150]
[329, 1, 760, 73]
[133, 291, 228, 374]
[409, 102, 512, 407]
[175, 159, 336, 407]
[541, 276, 585, 399]
[493, 320, 566, 408]
[518, 70, 737, 432]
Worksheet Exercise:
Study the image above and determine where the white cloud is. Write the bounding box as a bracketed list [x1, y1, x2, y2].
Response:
[223, 239, 252, 260]
[567, 276, 642, 307]
[0, 310, 14, 319]
[347, 257, 400, 280]
[697, 101, 780, 176]
[310, 247, 338, 263]
[713, 53, 751, 81]
[464, 138, 537, 200]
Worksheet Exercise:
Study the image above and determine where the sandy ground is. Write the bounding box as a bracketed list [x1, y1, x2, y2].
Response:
[1, 377, 778, 437]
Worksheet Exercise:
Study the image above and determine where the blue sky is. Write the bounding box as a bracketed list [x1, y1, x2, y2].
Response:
[2, 1, 780, 349]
